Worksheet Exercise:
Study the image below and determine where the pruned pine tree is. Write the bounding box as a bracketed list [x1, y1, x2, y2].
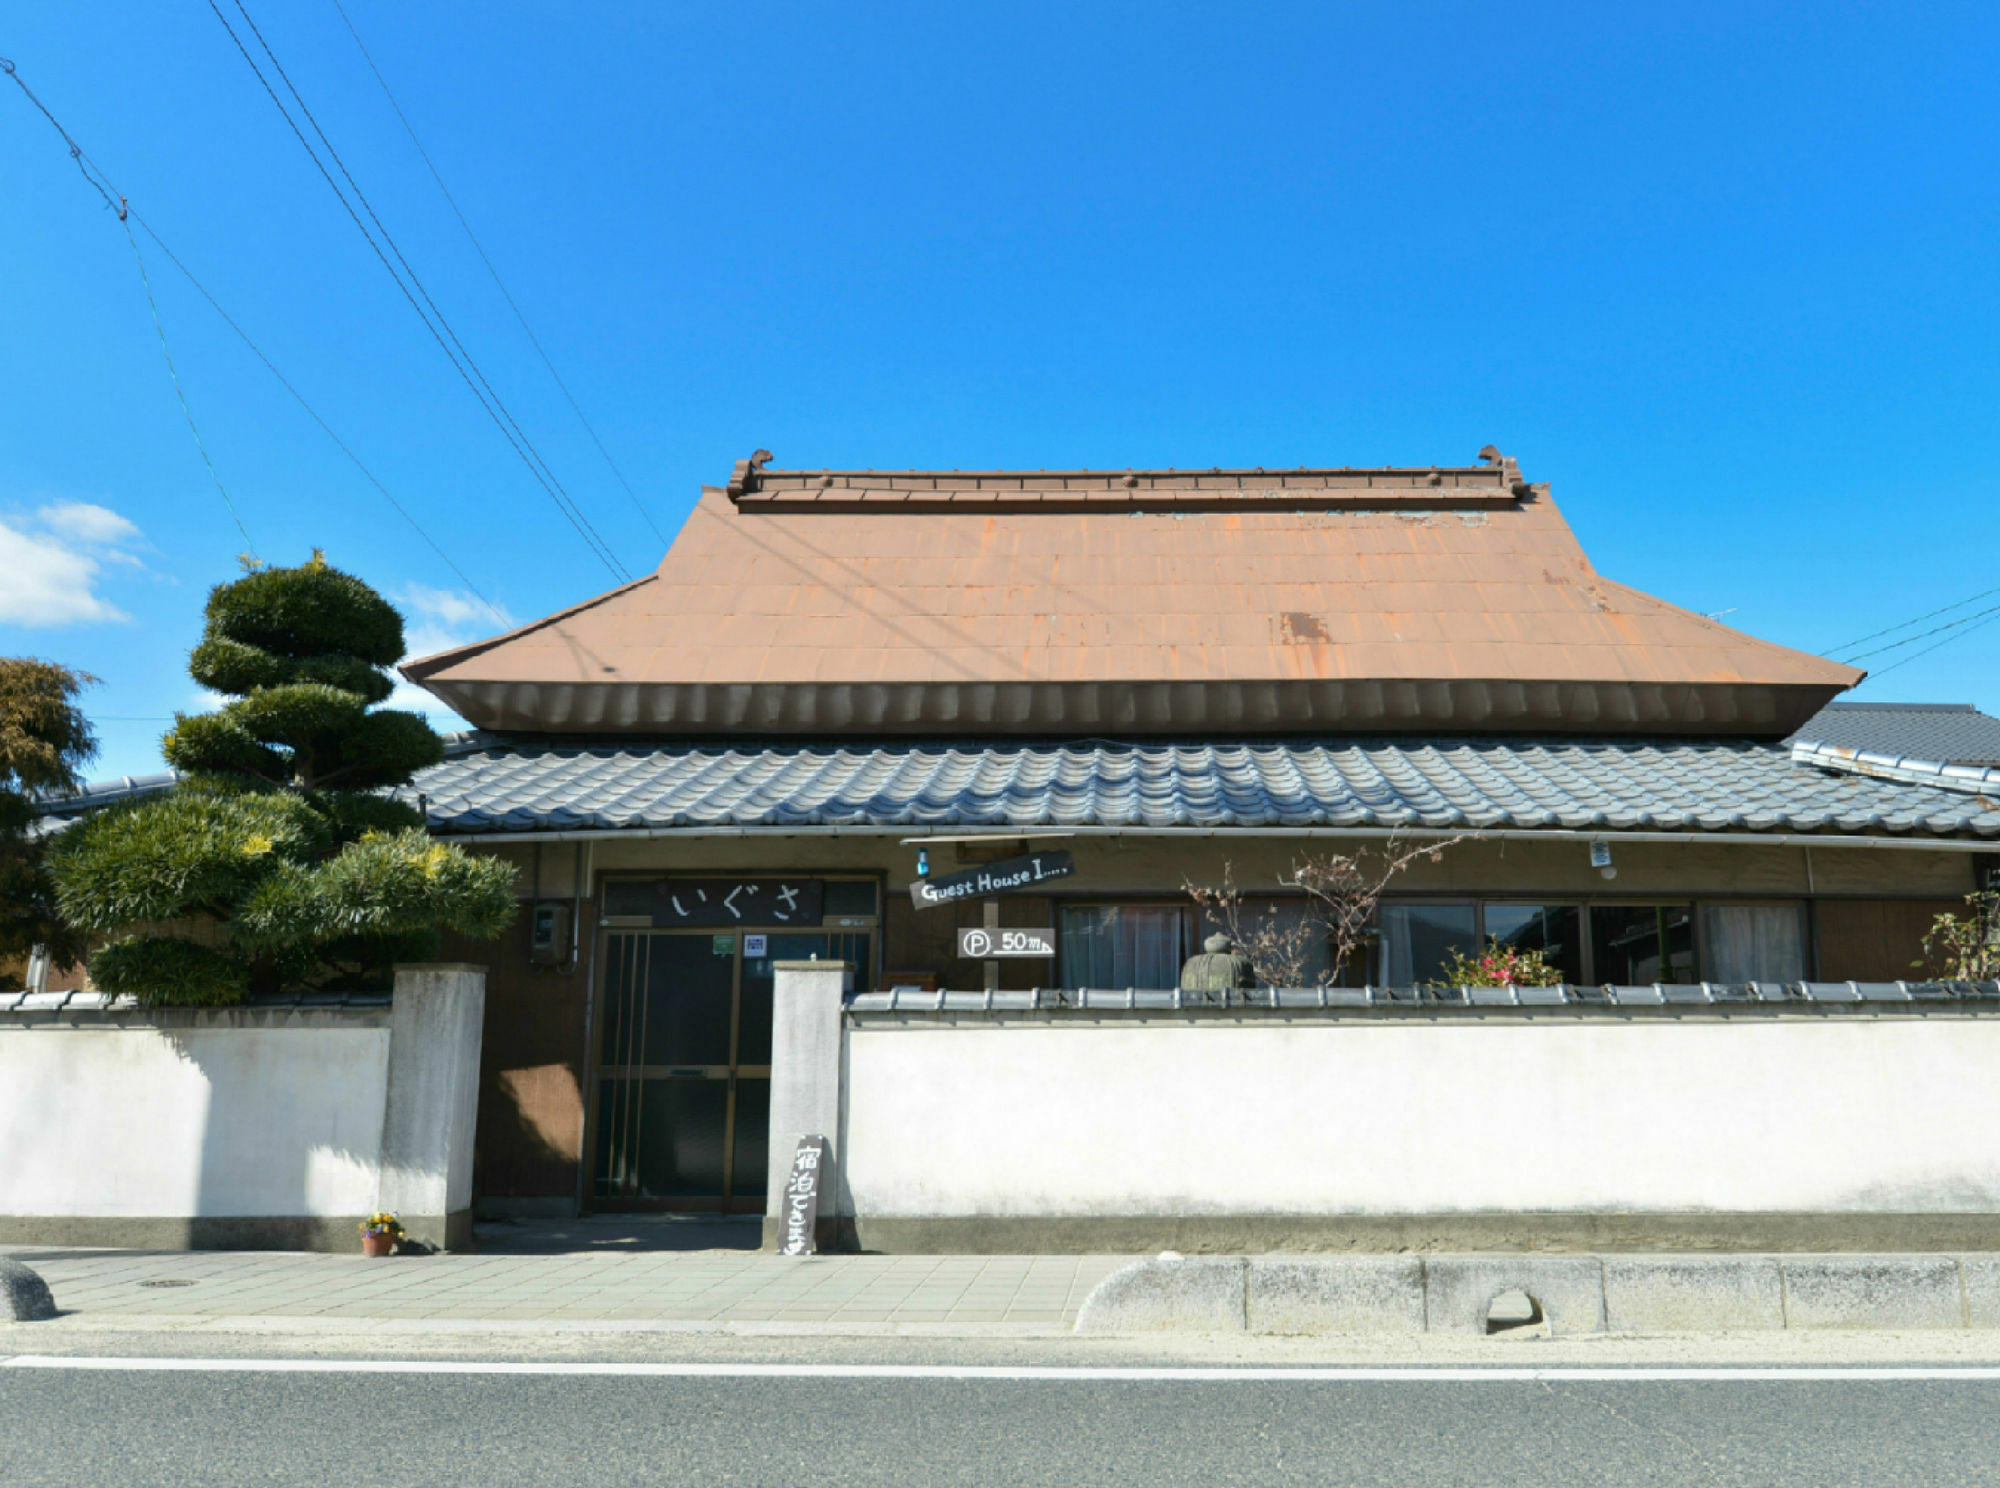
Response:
[51, 554, 515, 1004]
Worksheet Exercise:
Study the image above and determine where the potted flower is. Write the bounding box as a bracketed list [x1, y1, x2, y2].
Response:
[1436, 938, 1564, 991]
[359, 1212, 405, 1258]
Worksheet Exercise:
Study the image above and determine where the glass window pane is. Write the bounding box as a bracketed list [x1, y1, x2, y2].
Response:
[1702, 905, 1805, 983]
[1590, 905, 1696, 984]
[731, 1078, 771, 1205]
[640, 934, 737, 1066]
[1378, 904, 1478, 987]
[592, 1076, 641, 1197]
[1483, 904, 1584, 984]
[601, 879, 657, 917]
[737, 932, 830, 1067]
[1060, 905, 1183, 989]
[634, 1079, 729, 1198]
[823, 880, 879, 916]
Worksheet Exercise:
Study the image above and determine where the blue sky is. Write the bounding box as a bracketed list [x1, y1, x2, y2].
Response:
[4, 1, 1996, 781]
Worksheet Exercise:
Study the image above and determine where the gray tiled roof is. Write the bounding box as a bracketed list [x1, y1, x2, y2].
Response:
[29, 771, 181, 839]
[1789, 702, 2000, 767]
[400, 738, 2000, 840]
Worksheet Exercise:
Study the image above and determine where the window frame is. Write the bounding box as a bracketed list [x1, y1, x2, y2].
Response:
[1055, 898, 1197, 990]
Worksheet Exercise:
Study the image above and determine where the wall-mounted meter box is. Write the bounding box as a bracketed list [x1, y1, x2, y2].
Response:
[528, 901, 572, 965]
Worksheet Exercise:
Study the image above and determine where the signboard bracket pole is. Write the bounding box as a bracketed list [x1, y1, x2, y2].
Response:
[983, 900, 1000, 993]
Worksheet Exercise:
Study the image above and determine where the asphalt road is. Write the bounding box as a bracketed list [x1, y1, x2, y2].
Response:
[6, 1358, 2000, 1486]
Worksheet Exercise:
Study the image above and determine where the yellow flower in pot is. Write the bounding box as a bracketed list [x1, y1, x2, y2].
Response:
[358, 1212, 406, 1258]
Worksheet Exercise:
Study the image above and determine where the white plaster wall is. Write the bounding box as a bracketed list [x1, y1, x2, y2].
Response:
[841, 1018, 2000, 1217]
[0, 1026, 390, 1218]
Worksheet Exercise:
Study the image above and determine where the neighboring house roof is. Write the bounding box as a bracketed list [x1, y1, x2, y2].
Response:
[28, 771, 181, 839]
[1791, 740, 2000, 798]
[403, 450, 1858, 739]
[1790, 701, 2000, 767]
[395, 737, 2000, 840]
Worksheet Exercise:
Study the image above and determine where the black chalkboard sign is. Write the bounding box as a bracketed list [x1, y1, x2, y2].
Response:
[908, 850, 1076, 910]
[778, 1135, 826, 1257]
[650, 879, 824, 928]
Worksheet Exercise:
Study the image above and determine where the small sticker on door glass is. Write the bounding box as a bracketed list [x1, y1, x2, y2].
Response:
[744, 934, 768, 958]
[712, 934, 735, 956]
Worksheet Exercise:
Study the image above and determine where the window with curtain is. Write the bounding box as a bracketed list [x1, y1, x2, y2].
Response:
[1701, 904, 1806, 984]
[1060, 905, 1186, 989]
[1377, 903, 1477, 987]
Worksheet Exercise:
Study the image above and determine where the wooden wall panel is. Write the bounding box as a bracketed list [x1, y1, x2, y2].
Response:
[440, 900, 594, 1203]
[1815, 898, 1961, 981]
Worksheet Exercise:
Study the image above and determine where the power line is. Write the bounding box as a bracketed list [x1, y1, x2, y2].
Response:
[2, 51, 508, 626]
[120, 215, 259, 560]
[129, 217, 512, 627]
[1826, 583, 2000, 660]
[1843, 600, 2000, 672]
[1864, 607, 2000, 681]
[1, 55, 256, 558]
[210, 0, 627, 583]
[330, 0, 668, 550]
[206, 0, 632, 583]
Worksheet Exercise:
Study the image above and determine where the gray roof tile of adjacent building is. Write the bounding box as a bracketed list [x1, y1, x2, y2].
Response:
[1788, 701, 2000, 767]
[395, 736, 2000, 840]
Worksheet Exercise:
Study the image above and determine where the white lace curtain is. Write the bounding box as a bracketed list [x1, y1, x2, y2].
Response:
[1701, 905, 1806, 983]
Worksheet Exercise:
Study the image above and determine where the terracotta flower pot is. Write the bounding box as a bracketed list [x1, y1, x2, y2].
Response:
[361, 1231, 396, 1258]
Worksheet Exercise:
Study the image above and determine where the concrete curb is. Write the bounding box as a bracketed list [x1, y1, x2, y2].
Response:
[0, 1257, 57, 1321]
[1072, 1253, 2000, 1337]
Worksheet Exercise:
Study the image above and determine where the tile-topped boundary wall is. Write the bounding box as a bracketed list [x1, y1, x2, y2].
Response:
[771, 964, 2000, 1253]
[0, 965, 484, 1252]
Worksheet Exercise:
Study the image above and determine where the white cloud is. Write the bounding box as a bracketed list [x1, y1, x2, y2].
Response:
[393, 585, 515, 730]
[39, 501, 145, 549]
[0, 502, 147, 627]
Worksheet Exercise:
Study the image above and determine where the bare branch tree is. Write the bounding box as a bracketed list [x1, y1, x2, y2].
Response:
[1185, 833, 1475, 987]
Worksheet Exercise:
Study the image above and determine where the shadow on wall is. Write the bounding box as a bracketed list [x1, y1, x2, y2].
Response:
[166, 1021, 391, 1250]
[476, 1063, 584, 1202]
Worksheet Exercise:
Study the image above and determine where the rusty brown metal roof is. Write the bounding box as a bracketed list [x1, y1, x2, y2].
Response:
[405, 450, 1859, 737]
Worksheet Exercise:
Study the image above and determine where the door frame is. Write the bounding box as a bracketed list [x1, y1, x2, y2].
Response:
[581, 872, 882, 1215]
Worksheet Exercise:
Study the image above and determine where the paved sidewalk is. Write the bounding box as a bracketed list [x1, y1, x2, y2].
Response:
[1, 1245, 1132, 1333]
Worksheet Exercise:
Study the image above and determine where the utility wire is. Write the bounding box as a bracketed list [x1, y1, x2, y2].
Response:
[207, 0, 632, 582]
[2, 55, 257, 558]
[330, 0, 668, 549]
[120, 215, 259, 560]
[1826, 582, 2000, 660]
[3, 52, 508, 625]
[1838, 600, 2000, 667]
[224, 0, 620, 578]
[130, 216, 512, 627]
[1864, 607, 2000, 681]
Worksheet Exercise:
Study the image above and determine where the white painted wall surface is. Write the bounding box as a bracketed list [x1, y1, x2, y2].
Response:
[0, 1025, 390, 1218]
[840, 1018, 2000, 1217]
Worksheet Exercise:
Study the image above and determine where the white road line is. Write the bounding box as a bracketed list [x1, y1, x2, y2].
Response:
[6, 1358, 2000, 1382]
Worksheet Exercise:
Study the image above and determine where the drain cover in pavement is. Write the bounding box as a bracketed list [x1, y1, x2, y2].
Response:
[139, 1279, 198, 1288]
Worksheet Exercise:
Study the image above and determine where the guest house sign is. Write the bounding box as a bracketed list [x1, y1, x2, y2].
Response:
[909, 850, 1075, 910]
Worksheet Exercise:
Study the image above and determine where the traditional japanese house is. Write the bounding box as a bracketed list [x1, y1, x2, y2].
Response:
[400, 451, 2000, 1233]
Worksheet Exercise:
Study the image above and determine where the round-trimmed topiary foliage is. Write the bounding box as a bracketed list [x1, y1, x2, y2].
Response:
[49, 556, 515, 1005]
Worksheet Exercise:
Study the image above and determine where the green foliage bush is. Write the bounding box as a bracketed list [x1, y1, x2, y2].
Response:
[48, 554, 514, 1005]
[0, 658, 97, 972]
[89, 934, 251, 1006]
